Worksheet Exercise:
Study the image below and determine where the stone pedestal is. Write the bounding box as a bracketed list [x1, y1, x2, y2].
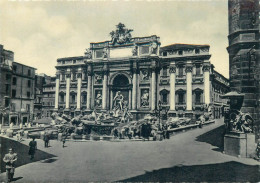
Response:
[224, 132, 256, 158]
[168, 110, 177, 117]
[75, 109, 81, 116]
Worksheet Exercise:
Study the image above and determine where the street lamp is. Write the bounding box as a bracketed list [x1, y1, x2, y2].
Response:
[152, 100, 162, 131]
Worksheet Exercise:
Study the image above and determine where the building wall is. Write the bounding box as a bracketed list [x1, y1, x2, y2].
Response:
[42, 77, 55, 117]
[10, 62, 36, 125]
[53, 35, 230, 120]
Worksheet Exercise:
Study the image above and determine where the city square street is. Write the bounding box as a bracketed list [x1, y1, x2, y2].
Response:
[0, 118, 259, 182]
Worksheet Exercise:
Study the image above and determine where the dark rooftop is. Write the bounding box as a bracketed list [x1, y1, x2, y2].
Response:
[160, 43, 210, 52]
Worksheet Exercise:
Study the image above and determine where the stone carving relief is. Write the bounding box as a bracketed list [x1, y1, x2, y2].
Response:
[150, 42, 158, 55]
[95, 91, 102, 108]
[84, 48, 92, 59]
[94, 73, 103, 84]
[141, 69, 149, 81]
[132, 44, 138, 56]
[231, 2, 240, 32]
[103, 48, 108, 59]
[110, 23, 133, 45]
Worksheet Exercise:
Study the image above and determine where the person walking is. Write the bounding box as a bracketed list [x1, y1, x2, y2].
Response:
[43, 132, 49, 148]
[3, 148, 17, 183]
[28, 137, 37, 160]
[61, 133, 67, 148]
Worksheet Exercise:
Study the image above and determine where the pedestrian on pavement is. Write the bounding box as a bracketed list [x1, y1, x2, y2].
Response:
[3, 148, 17, 183]
[43, 131, 49, 148]
[61, 133, 67, 148]
[28, 137, 37, 160]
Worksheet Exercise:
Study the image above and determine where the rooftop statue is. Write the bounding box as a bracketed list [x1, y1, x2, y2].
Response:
[110, 23, 133, 45]
[84, 48, 92, 59]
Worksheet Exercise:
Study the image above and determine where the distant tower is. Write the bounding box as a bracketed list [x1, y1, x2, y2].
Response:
[227, 0, 260, 127]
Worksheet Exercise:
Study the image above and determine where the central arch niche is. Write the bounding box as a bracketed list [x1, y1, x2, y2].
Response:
[110, 74, 131, 110]
[113, 74, 129, 87]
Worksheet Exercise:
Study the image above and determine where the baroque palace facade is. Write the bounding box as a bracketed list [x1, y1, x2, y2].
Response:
[54, 23, 229, 120]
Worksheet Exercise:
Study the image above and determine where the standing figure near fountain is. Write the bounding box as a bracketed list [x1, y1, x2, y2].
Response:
[113, 91, 125, 117]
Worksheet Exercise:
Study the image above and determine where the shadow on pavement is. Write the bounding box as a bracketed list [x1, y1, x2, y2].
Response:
[40, 158, 57, 163]
[196, 125, 225, 152]
[118, 161, 260, 182]
[0, 136, 56, 173]
[12, 176, 23, 182]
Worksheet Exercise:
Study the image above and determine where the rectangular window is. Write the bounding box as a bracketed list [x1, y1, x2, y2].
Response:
[163, 52, 167, 57]
[13, 65, 17, 72]
[12, 89, 16, 98]
[195, 49, 200, 54]
[5, 98, 10, 107]
[72, 94, 76, 103]
[72, 73, 76, 81]
[179, 67, 184, 77]
[196, 65, 200, 75]
[28, 69, 31, 76]
[178, 50, 183, 55]
[5, 84, 10, 94]
[6, 74, 11, 80]
[27, 92, 30, 98]
[28, 80, 31, 87]
[60, 94, 65, 102]
[26, 104, 30, 112]
[178, 93, 184, 104]
[96, 50, 103, 58]
[12, 77, 17, 85]
[11, 103, 15, 112]
[62, 74, 65, 81]
[163, 93, 167, 103]
[163, 66, 167, 76]
[140, 46, 149, 55]
[82, 94, 87, 103]
[195, 93, 201, 104]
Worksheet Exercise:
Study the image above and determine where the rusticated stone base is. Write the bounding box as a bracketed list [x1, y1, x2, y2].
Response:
[224, 132, 256, 158]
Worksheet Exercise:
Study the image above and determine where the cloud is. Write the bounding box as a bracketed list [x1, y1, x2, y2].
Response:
[0, 1, 229, 78]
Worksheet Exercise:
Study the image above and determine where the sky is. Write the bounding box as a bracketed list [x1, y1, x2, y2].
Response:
[0, 0, 229, 78]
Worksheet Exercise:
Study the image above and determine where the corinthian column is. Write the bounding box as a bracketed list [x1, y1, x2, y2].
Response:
[151, 66, 157, 110]
[65, 72, 71, 109]
[169, 65, 176, 111]
[87, 64, 93, 110]
[186, 65, 193, 111]
[102, 64, 108, 110]
[76, 72, 82, 110]
[132, 67, 137, 110]
[203, 64, 211, 105]
[54, 73, 60, 110]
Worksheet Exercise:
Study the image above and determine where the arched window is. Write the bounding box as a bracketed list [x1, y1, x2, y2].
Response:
[176, 89, 186, 104]
[160, 89, 169, 104]
[59, 93, 65, 103]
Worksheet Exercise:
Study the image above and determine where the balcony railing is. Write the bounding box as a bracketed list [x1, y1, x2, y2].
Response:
[175, 103, 186, 111]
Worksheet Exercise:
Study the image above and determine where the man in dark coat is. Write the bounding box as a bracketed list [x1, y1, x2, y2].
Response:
[28, 137, 37, 160]
[43, 132, 49, 148]
[3, 148, 17, 183]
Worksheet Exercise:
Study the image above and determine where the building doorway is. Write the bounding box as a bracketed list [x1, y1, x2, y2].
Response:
[22, 117, 28, 125]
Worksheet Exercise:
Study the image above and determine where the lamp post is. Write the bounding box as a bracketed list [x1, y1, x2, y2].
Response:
[153, 100, 162, 131]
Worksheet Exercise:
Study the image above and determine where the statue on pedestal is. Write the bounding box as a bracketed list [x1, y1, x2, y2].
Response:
[95, 91, 102, 108]
[141, 90, 149, 107]
[113, 91, 124, 112]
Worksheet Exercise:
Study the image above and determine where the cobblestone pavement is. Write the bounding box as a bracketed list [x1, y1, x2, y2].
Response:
[0, 118, 259, 182]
